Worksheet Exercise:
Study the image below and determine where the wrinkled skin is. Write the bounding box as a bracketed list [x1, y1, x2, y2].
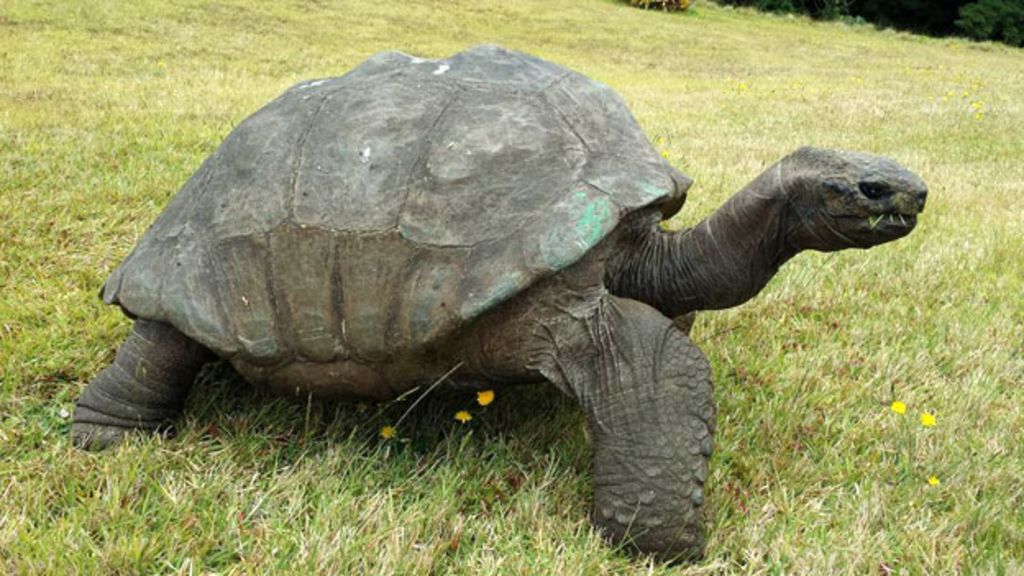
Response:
[606, 147, 927, 319]
[73, 146, 926, 562]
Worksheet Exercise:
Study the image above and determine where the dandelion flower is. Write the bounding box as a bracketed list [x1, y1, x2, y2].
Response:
[379, 425, 396, 439]
[920, 412, 936, 427]
[454, 410, 473, 423]
[928, 476, 940, 486]
[477, 390, 495, 406]
[890, 401, 907, 415]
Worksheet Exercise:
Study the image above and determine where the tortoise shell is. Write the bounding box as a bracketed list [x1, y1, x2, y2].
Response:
[101, 45, 691, 365]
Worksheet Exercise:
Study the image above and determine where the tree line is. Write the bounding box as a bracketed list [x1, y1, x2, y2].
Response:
[715, 0, 1023, 47]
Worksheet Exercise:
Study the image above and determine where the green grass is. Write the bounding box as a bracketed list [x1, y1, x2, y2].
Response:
[2, 0, 1023, 573]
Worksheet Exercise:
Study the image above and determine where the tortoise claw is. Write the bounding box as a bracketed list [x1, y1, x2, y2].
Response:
[70, 421, 137, 451]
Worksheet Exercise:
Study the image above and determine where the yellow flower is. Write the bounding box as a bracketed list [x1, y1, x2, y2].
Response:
[890, 401, 907, 415]
[928, 476, 940, 486]
[920, 412, 936, 427]
[454, 410, 473, 423]
[477, 390, 495, 406]
[379, 425, 396, 439]
[738, 82, 748, 91]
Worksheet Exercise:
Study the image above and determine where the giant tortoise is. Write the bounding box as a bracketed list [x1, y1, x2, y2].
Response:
[73, 45, 927, 560]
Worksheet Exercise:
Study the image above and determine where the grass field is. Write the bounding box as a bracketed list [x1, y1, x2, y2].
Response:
[2, 0, 1023, 573]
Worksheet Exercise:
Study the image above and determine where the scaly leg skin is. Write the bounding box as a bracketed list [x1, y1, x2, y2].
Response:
[72, 319, 213, 451]
[539, 296, 715, 562]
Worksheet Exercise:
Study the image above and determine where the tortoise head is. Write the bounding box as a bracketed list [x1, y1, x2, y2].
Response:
[781, 147, 928, 251]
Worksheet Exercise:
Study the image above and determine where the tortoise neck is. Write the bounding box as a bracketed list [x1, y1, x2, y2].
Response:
[607, 164, 800, 318]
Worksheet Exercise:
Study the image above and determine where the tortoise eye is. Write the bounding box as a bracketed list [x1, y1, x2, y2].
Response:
[858, 182, 893, 200]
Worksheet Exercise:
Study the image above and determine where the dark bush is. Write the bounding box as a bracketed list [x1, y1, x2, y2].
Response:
[628, 0, 694, 11]
[714, 0, 1024, 47]
[956, 0, 1024, 46]
[715, 0, 851, 18]
[849, 0, 964, 35]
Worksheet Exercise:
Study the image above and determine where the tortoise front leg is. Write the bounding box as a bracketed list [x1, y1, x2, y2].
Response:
[538, 296, 715, 561]
[72, 320, 213, 450]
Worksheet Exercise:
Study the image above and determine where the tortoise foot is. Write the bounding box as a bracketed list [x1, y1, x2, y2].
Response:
[70, 421, 165, 451]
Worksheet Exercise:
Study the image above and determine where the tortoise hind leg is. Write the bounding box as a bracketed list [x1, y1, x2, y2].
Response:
[72, 319, 213, 450]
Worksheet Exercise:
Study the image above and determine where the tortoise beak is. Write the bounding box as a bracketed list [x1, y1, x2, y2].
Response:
[831, 167, 928, 246]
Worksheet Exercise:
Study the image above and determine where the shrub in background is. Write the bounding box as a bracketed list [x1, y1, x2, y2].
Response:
[850, 0, 964, 35]
[714, 0, 1024, 47]
[628, 0, 694, 11]
[714, 0, 850, 19]
[956, 0, 1024, 46]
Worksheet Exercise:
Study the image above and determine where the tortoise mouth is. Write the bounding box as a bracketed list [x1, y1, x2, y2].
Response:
[866, 211, 917, 231]
[834, 211, 918, 245]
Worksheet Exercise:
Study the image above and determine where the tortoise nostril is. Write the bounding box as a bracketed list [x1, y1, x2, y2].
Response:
[915, 187, 928, 210]
[858, 182, 893, 200]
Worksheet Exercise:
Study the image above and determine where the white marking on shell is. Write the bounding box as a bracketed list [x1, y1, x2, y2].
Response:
[298, 79, 327, 90]
[409, 56, 426, 64]
[360, 147, 371, 164]
[433, 64, 450, 75]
